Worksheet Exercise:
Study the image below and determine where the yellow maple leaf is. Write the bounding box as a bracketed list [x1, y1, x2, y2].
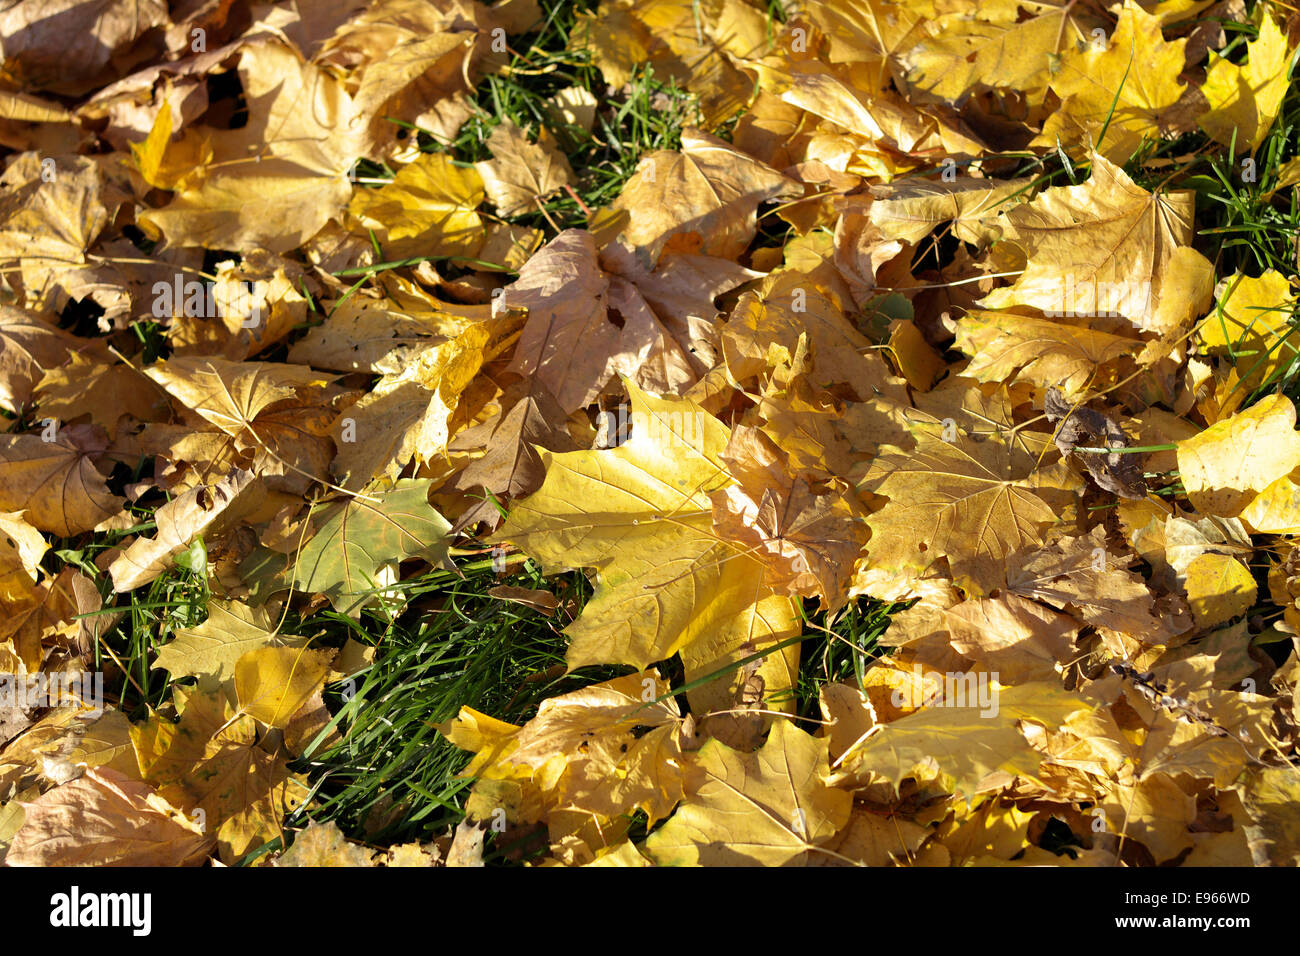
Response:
[1198, 270, 1299, 391]
[980, 152, 1195, 328]
[234, 645, 336, 728]
[600, 128, 799, 269]
[861, 426, 1065, 596]
[138, 41, 363, 254]
[330, 323, 496, 489]
[476, 120, 574, 218]
[347, 151, 486, 262]
[443, 671, 685, 823]
[835, 681, 1094, 800]
[497, 382, 802, 721]
[1236, 765, 1300, 865]
[955, 311, 1145, 396]
[1183, 552, 1256, 629]
[1200, 11, 1296, 150]
[904, 0, 1104, 101]
[1036, 1, 1188, 162]
[1177, 393, 1300, 517]
[5, 768, 212, 866]
[0, 510, 46, 605]
[867, 176, 1032, 246]
[644, 719, 852, 866]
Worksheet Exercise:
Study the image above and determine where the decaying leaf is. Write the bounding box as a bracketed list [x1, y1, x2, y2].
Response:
[476, 120, 575, 217]
[1043, 387, 1147, 499]
[6, 768, 212, 866]
[0, 424, 122, 537]
[110, 470, 257, 592]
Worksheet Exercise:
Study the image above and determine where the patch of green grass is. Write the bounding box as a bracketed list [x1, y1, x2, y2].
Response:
[284, 558, 597, 850]
[278, 559, 906, 856]
[53, 501, 210, 721]
[360, 0, 701, 239]
[779, 598, 903, 722]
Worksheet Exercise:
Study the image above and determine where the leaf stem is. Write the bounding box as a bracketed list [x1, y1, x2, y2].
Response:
[1072, 443, 1177, 454]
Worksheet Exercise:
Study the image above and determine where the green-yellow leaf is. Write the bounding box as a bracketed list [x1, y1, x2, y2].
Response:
[497, 382, 801, 721]
[154, 599, 306, 685]
[278, 479, 452, 614]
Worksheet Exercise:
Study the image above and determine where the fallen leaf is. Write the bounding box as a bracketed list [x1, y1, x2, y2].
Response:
[235, 645, 336, 728]
[903, 1, 1103, 100]
[0, 511, 46, 604]
[1183, 552, 1257, 629]
[836, 682, 1094, 799]
[497, 383, 801, 718]
[109, 470, 257, 592]
[1199, 11, 1294, 149]
[276, 819, 377, 866]
[644, 720, 852, 866]
[5, 767, 212, 866]
[979, 153, 1194, 328]
[1036, 2, 1188, 162]
[504, 230, 622, 412]
[449, 382, 580, 531]
[139, 40, 363, 253]
[955, 311, 1145, 397]
[0, 424, 122, 536]
[710, 424, 867, 608]
[868, 176, 1031, 246]
[1198, 270, 1299, 391]
[1177, 393, 1300, 517]
[155, 599, 306, 685]
[347, 151, 486, 261]
[248, 479, 452, 615]
[476, 120, 575, 217]
[1236, 765, 1300, 865]
[603, 129, 799, 270]
[0, 307, 83, 414]
[861, 427, 1063, 596]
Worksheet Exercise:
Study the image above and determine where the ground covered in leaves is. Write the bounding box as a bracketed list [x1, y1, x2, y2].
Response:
[1, 0, 1299, 867]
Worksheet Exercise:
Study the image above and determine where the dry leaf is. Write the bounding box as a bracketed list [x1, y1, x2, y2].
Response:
[477, 120, 574, 217]
[6, 768, 212, 866]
